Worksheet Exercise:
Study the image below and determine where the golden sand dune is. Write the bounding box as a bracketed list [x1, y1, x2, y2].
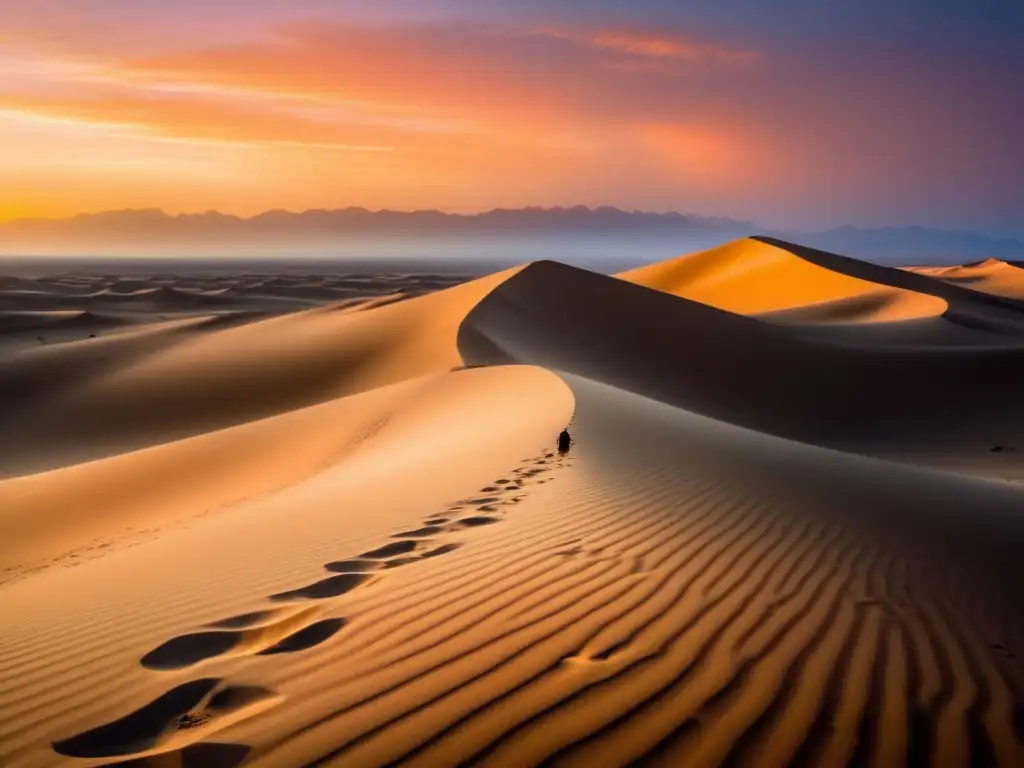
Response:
[618, 238, 1024, 347]
[0, 366, 560, 579]
[3, 243, 1024, 767]
[0, 268, 518, 477]
[617, 236, 948, 322]
[907, 259, 1024, 300]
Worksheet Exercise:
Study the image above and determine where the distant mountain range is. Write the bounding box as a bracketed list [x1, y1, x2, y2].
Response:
[2, 207, 1022, 265]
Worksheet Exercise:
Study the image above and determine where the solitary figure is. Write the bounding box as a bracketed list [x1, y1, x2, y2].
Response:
[558, 428, 572, 455]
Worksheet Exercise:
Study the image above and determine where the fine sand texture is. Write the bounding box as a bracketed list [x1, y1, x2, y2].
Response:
[3, 241, 1024, 766]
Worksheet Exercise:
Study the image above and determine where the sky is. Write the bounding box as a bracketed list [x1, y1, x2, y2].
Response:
[1, 0, 1021, 236]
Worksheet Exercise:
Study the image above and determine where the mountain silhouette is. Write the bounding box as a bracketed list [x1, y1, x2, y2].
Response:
[2, 207, 1021, 265]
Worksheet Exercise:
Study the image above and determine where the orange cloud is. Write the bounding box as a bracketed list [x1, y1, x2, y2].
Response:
[532, 27, 758, 64]
[0, 21, 761, 170]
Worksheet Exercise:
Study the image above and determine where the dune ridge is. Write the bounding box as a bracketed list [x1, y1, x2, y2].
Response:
[907, 259, 1024, 300]
[620, 236, 1024, 341]
[617, 236, 948, 323]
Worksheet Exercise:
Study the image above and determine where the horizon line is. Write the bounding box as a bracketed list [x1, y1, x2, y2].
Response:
[2, 206, 1021, 242]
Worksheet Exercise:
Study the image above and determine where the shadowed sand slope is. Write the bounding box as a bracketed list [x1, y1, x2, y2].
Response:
[460, 259, 1024, 460]
[0, 267, 519, 477]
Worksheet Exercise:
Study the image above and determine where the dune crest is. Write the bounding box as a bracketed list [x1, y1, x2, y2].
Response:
[617, 236, 947, 323]
[907, 259, 1024, 300]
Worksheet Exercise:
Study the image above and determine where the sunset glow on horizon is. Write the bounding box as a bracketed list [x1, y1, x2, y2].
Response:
[1, 0, 1021, 235]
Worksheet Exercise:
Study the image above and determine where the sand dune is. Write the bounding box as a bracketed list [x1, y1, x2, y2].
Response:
[3, 244, 1024, 767]
[907, 259, 1024, 300]
[0, 268, 518, 476]
[463, 259, 1024, 462]
[619, 237, 1024, 343]
[0, 310, 127, 336]
[0, 363, 569, 582]
[617, 236, 948, 322]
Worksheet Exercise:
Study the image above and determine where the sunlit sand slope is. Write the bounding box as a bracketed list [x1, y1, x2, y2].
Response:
[0, 366, 560, 581]
[619, 237, 1024, 342]
[617, 236, 947, 322]
[908, 259, 1024, 300]
[0, 267, 519, 477]
[0, 364, 574, 767]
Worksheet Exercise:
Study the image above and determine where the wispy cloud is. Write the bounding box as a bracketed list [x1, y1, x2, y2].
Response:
[0, 20, 759, 159]
[530, 27, 758, 65]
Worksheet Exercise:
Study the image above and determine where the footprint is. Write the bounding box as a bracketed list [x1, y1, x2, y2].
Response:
[421, 543, 464, 559]
[457, 516, 501, 528]
[391, 526, 445, 538]
[423, 517, 449, 526]
[258, 618, 346, 655]
[53, 679, 281, 759]
[360, 540, 420, 559]
[142, 634, 238, 671]
[383, 556, 424, 569]
[496, 480, 511, 485]
[480, 486, 500, 492]
[323, 559, 383, 573]
[142, 607, 322, 669]
[205, 609, 289, 630]
[477, 505, 500, 513]
[459, 497, 501, 505]
[269, 573, 372, 602]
